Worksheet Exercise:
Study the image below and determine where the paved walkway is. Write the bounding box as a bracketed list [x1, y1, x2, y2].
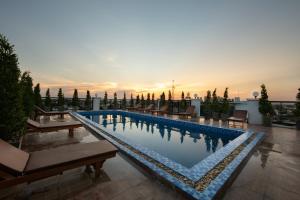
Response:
[0, 115, 299, 200]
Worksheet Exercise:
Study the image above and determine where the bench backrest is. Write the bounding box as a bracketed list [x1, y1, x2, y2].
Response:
[0, 139, 29, 173]
[233, 110, 248, 120]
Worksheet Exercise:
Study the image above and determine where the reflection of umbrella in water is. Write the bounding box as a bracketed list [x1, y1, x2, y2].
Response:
[190, 132, 201, 143]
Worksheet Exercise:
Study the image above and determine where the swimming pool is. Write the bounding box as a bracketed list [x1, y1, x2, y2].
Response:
[83, 113, 238, 168]
[72, 110, 264, 200]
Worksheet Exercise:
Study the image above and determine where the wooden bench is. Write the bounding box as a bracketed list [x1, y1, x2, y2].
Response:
[0, 139, 117, 189]
[227, 110, 248, 128]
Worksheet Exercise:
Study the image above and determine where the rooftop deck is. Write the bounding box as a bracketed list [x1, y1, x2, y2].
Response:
[1, 115, 299, 200]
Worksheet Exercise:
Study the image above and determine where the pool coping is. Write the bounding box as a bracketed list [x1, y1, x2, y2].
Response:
[71, 110, 264, 200]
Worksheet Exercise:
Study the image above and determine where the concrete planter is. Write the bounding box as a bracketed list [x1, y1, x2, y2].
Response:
[296, 119, 300, 130]
[262, 115, 272, 127]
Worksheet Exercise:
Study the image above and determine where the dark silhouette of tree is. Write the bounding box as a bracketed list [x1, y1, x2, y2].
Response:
[259, 84, 273, 116]
[146, 93, 151, 106]
[136, 94, 140, 105]
[141, 94, 145, 108]
[203, 90, 212, 118]
[0, 34, 25, 141]
[122, 92, 126, 108]
[160, 92, 165, 105]
[151, 93, 155, 105]
[295, 88, 300, 117]
[57, 88, 65, 111]
[221, 87, 229, 114]
[84, 90, 92, 110]
[72, 89, 79, 109]
[20, 71, 34, 117]
[130, 93, 134, 107]
[211, 88, 220, 116]
[180, 91, 186, 110]
[33, 83, 42, 107]
[44, 88, 52, 111]
[113, 92, 118, 108]
[259, 84, 273, 126]
[103, 91, 108, 107]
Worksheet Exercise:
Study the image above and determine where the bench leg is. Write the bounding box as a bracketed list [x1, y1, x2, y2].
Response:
[69, 128, 74, 137]
[93, 160, 104, 178]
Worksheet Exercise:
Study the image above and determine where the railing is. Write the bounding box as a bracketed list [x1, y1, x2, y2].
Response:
[41, 97, 192, 114]
[270, 101, 297, 126]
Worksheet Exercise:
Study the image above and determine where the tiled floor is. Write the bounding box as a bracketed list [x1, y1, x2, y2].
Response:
[0, 114, 299, 200]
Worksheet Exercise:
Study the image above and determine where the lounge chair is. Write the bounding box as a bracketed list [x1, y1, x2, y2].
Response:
[27, 119, 83, 136]
[137, 104, 155, 113]
[176, 106, 196, 118]
[34, 106, 69, 118]
[150, 104, 168, 115]
[227, 110, 248, 127]
[0, 139, 117, 189]
[126, 103, 141, 111]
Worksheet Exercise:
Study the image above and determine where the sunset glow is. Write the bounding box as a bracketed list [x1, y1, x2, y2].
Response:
[1, 0, 299, 100]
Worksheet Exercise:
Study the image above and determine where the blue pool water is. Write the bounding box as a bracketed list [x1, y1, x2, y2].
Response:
[83, 113, 239, 168]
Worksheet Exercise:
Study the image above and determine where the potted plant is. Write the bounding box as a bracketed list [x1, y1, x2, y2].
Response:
[258, 84, 273, 126]
[294, 88, 300, 130]
[203, 90, 212, 120]
[221, 88, 230, 121]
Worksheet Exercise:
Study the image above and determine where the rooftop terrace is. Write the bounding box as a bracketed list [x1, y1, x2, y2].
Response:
[0, 115, 299, 200]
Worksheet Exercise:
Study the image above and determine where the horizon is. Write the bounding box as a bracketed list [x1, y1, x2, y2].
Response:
[1, 0, 299, 100]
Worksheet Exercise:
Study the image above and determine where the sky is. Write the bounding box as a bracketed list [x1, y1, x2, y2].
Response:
[0, 0, 299, 100]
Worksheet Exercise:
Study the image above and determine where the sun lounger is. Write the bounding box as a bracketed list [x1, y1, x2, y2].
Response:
[176, 106, 195, 118]
[126, 103, 141, 111]
[27, 119, 83, 136]
[137, 104, 155, 113]
[0, 139, 117, 189]
[150, 105, 168, 115]
[227, 110, 248, 127]
[34, 106, 69, 118]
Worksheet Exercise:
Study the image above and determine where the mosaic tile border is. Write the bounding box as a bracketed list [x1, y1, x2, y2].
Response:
[71, 111, 264, 200]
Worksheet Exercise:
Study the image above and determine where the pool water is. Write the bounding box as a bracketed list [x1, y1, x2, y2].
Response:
[84, 113, 238, 168]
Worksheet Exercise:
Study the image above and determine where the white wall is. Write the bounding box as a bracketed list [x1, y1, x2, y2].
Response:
[93, 98, 100, 111]
[191, 99, 201, 117]
[234, 99, 262, 125]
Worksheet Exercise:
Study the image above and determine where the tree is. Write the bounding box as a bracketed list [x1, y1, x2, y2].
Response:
[20, 71, 34, 117]
[84, 90, 92, 110]
[44, 88, 52, 111]
[211, 88, 219, 114]
[122, 92, 127, 108]
[113, 92, 118, 108]
[146, 93, 151, 106]
[136, 94, 140, 105]
[221, 87, 229, 114]
[33, 83, 42, 107]
[57, 88, 65, 111]
[259, 84, 273, 115]
[160, 92, 166, 106]
[141, 94, 145, 108]
[103, 91, 108, 107]
[151, 93, 155, 105]
[0, 34, 25, 141]
[72, 89, 79, 109]
[259, 84, 273, 126]
[295, 88, 300, 117]
[130, 93, 134, 107]
[203, 90, 212, 119]
[180, 91, 186, 110]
